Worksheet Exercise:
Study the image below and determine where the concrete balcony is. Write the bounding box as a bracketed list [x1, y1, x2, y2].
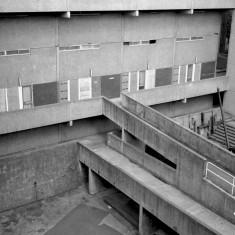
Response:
[0, 0, 235, 13]
[126, 76, 229, 106]
[0, 98, 102, 135]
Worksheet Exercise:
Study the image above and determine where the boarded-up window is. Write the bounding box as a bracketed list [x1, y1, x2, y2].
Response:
[92, 76, 101, 98]
[145, 70, 155, 89]
[33, 82, 58, 107]
[101, 74, 121, 99]
[78, 78, 92, 100]
[179, 65, 187, 84]
[7, 87, 20, 111]
[0, 89, 7, 112]
[201, 61, 216, 80]
[194, 63, 202, 82]
[129, 72, 138, 93]
[155, 68, 172, 87]
[23, 86, 33, 109]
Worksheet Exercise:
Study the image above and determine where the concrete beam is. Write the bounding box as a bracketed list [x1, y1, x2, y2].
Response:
[1, 0, 235, 13]
[125, 77, 229, 106]
[0, 98, 102, 135]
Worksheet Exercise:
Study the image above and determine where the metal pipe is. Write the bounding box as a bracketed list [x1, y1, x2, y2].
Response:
[217, 87, 230, 149]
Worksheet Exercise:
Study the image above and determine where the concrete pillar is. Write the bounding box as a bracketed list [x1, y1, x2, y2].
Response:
[139, 205, 157, 235]
[122, 128, 133, 142]
[88, 168, 106, 195]
[224, 10, 235, 115]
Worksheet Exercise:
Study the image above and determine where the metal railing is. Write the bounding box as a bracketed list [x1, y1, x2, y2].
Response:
[206, 162, 235, 196]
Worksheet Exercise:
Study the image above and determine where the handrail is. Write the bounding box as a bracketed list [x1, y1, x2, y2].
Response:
[206, 162, 235, 196]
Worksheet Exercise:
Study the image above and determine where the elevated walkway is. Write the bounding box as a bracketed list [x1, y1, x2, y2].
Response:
[78, 134, 235, 235]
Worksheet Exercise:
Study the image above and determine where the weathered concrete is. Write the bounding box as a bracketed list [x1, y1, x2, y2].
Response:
[102, 99, 235, 224]
[0, 98, 102, 135]
[78, 136, 235, 235]
[107, 132, 177, 186]
[0, 141, 80, 212]
[121, 94, 235, 175]
[125, 77, 229, 106]
[0, 0, 235, 12]
[88, 168, 106, 195]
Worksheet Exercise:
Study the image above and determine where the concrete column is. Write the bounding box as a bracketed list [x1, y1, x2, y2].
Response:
[122, 128, 133, 142]
[88, 168, 106, 195]
[139, 205, 157, 235]
[224, 10, 235, 115]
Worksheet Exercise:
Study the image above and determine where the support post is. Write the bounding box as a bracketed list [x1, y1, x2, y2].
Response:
[88, 168, 106, 195]
[139, 205, 157, 235]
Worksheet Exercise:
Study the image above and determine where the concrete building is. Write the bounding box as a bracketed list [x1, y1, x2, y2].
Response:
[0, 1, 235, 234]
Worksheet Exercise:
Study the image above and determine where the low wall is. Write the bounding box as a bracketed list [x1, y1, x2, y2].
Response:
[107, 132, 177, 185]
[0, 141, 80, 212]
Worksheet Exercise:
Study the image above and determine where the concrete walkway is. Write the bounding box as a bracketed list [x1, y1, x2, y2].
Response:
[79, 134, 235, 235]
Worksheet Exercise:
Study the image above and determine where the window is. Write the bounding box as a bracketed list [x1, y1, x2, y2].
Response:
[138, 71, 145, 90]
[176, 36, 204, 42]
[59, 44, 100, 52]
[201, 61, 216, 79]
[0, 49, 30, 56]
[123, 39, 157, 47]
[22, 86, 33, 109]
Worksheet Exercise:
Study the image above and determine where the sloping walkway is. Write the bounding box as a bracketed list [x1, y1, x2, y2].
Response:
[79, 134, 235, 235]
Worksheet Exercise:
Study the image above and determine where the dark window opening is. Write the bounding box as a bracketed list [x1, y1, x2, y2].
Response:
[213, 91, 224, 107]
[145, 145, 177, 169]
[149, 40, 157, 44]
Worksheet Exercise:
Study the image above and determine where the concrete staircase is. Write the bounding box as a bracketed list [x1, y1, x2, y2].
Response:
[209, 113, 235, 149]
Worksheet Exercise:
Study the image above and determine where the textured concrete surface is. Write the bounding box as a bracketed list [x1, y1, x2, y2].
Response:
[79, 134, 235, 235]
[0, 187, 137, 235]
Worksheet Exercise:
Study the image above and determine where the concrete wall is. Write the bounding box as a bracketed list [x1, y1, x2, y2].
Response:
[0, 12, 222, 89]
[0, 141, 80, 212]
[0, 98, 102, 135]
[107, 132, 177, 185]
[126, 76, 228, 106]
[151, 95, 214, 118]
[0, 115, 119, 157]
[0, 0, 235, 12]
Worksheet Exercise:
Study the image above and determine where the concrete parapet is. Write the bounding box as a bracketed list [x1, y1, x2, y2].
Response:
[121, 94, 235, 175]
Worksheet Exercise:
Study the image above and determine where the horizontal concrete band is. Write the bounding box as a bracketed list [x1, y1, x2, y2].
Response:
[121, 92, 235, 175]
[126, 76, 229, 106]
[0, 0, 235, 13]
[78, 142, 235, 235]
[0, 98, 102, 135]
